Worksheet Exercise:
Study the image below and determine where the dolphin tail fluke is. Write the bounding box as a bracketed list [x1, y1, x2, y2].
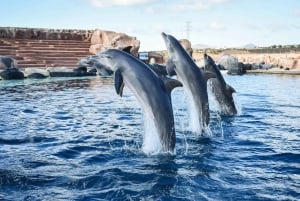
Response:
[114, 69, 125, 97]
[162, 77, 182, 94]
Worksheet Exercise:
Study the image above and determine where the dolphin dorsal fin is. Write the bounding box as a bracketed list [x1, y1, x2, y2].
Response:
[203, 71, 216, 82]
[166, 59, 176, 76]
[114, 69, 125, 97]
[226, 84, 236, 94]
[162, 77, 182, 94]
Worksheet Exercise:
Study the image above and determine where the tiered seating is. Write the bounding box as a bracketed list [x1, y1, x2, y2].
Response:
[0, 39, 91, 69]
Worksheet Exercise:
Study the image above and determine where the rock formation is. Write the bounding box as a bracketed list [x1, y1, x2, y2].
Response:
[0, 27, 93, 41]
[235, 53, 300, 69]
[217, 54, 243, 75]
[0, 55, 17, 69]
[46, 67, 96, 77]
[0, 55, 24, 79]
[0, 67, 24, 80]
[179, 39, 193, 57]
[89, 29, 140, 56]
[24, 68, 50, 79]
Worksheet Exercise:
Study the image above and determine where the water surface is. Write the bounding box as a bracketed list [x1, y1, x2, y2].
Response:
[0, 75, 299, 200]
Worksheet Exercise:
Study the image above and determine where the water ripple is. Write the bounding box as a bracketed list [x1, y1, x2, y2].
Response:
[0, 76, 299, 200]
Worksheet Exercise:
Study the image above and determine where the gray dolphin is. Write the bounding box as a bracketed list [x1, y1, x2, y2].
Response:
[91, 49, 182, 153]
[79, 55, 114, 76]
[161, 32, 215, 133]
[204, 54, 237, 115]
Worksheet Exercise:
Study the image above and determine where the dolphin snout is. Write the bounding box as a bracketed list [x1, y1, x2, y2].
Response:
[161, 32, 167, 38]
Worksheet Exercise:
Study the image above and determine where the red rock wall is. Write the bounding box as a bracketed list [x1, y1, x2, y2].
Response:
[89, 29, 140, 56]
[0, 27, 93, 41]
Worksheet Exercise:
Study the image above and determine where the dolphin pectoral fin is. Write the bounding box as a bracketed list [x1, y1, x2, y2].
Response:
[166, 60, 176, 76]
[114, 69, 125, 97]
[226, 84, 236, 94]
[162, 77, 182, 93]
[203, 71, 216, 82]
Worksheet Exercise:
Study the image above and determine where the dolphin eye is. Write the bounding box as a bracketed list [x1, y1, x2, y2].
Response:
[100, 54, 111, 59]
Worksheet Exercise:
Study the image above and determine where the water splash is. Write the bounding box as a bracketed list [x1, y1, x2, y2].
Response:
[207, 80, 242, 116]
[207, 81, 221, 112]
[233, 93, 243, 115]
[142, 112, 163, 155]
[183, 85, 209, 135]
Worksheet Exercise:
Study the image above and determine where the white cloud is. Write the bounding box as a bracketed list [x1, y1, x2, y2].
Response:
[145, 6, 156, 14]
[295, 8, 300, 16]
[89, 0, 153, 7]
[168, 0, 234, 12]
[210, 0, 233, 3]
[144, 5, 165, 14]
[170, 1, 210, 11]
[209, 21, 226, 30]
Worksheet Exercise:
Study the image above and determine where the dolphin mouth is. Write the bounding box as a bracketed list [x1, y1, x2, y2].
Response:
[161, 32, 170, 47]
[161, 32, 168, 40]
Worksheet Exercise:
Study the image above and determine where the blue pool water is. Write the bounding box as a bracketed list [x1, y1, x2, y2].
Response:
[0, 74, 299, 200]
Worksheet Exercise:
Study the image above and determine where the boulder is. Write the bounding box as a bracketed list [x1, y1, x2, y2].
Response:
[179, 39, 193, 57]
[0, 67, 24, 80]
[217, 54, 243, 75]
[0, 56, 17, 70]
[260, 64, 274, 70]
[73, 66, 96, 76]
[89, 30, 140, 56]
[47, 67, 95, 77]
[24, 68, 50, 79]
[238, 62, 246, 74]
[243, 63, 253, 71]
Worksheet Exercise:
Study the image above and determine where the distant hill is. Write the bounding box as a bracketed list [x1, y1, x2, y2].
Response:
[192, 43, 257, 50]
[240, 43, 257, 49]
[192, 44, 215, 49]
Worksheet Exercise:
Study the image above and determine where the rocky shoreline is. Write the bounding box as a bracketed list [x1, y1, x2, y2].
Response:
[193, 52, 300, 75]
[246, 68, 300, 75]
[1, 27, 299, 79]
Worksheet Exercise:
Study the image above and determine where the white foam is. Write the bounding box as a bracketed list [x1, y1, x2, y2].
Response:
[233, 93, 243, 115]
[141, 112, 163, 155]
[207, 80, 221, 112]
[184, 85, 205, 134]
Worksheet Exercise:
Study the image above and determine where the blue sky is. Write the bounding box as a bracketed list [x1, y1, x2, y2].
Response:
[1, 0, 299, 51]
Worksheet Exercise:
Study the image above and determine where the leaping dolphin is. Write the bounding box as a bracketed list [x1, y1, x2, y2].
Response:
[161, 32, 215, 133]
[204, 54, 237, 115]
[90, 49, 182, 154]
[79, 55, 114, 76]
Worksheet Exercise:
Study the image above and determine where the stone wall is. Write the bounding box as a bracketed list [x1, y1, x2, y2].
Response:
[193, 52, 300, 69]
[0, 27, 93, 41]
[0, 27, 140, 56]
